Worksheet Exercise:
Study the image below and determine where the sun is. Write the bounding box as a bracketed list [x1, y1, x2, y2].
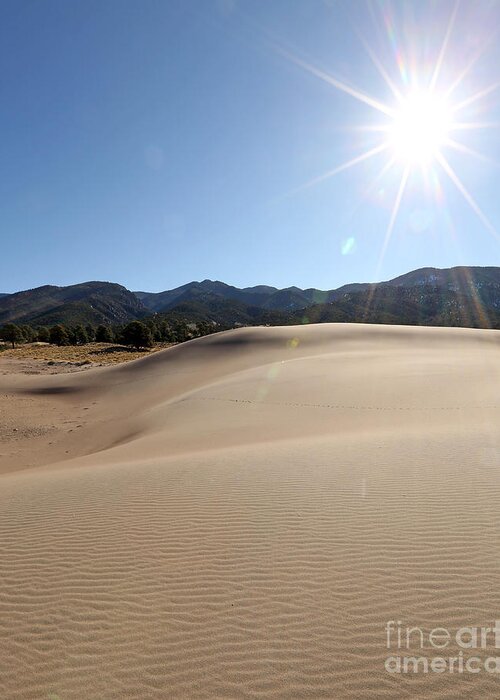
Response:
[278, 2, 499, 250]
[388, 91, 453, 165]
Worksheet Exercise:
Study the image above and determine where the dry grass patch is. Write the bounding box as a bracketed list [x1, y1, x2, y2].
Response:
[0, 342, 174, 366]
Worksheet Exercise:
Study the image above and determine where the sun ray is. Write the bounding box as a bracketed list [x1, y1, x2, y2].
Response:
[338, 154, 399, 229]
[452, 81, 500, 114]
[285, 142, 389, 198]
[364, 164, 411, 321]
[367, 154, 399, 194]
[461, 266, 492, 327]
[379, 5, 409, 87]
[376, 164, 411, 274]
[445, 138, 498, 167]
[436, 152, 500, 241]
[430, 167, 492, 328]
[273, 44, 395, 117]
[333, 124, 390, 133]
[444, 54, 480, 100]
[451, 121, 500, 131]
[429, 0, 459, 91]
[363, 163, 410, 320]
[358, 32, 404, 103]
[443, 27, 499, 100]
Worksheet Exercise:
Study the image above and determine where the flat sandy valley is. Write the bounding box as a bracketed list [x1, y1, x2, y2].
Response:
[1, 323, 499, 699]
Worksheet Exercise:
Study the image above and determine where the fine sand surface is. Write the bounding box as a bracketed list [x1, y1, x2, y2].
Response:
[1, 323, 499, 698]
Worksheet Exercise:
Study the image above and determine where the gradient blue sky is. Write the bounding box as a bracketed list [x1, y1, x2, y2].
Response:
[2, 0, 500, 293]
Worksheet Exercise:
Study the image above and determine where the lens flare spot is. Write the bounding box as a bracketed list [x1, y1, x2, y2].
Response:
[409, 208, 433, 233]
[341, 237, 356, 255]
[267, 364, 280, 380]
[256, 385, 268, 401]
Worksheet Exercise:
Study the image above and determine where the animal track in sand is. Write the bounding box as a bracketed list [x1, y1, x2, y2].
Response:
[193, 396, 499, 412]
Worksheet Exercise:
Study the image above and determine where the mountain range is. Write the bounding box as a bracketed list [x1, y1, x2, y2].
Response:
[0, 282, 146, 327]
[1, 266, 499, 330]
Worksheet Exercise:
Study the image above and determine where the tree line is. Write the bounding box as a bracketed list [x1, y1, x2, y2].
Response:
[0, 317, 218, 351]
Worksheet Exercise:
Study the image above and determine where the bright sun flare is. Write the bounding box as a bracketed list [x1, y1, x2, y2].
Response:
[279, 2, 499, 261]
[388, 92, 452, 164]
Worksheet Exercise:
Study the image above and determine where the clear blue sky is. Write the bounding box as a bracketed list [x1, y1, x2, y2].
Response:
[2, 0, 500, 293]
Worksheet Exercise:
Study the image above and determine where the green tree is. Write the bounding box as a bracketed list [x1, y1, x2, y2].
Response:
[174, 320, 190, 342]
[49, 324, 70, 346]
[195, 321, 212, 337]
[144, 318, 160, 341]
[95, 324, 114, 343]
[85, 324, 96, 342]
[158, 320, 175, 342]
[73, 325, 89, 345]
[37, 326, 50, 343]
[1, 323, 23, 348]
[20, 325, 36, 343]
[121, 321, 153, 351]
[66, 327, 77, 345]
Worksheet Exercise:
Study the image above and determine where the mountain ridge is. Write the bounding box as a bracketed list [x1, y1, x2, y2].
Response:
[135, 265, 500, 313]
[0, 282, 147, 327]
[1, 266, 499, 329]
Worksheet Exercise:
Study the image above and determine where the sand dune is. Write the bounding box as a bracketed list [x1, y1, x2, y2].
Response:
[1, 323, 500, 698]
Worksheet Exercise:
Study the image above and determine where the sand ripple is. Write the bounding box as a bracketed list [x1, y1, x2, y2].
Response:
[1, 324, 500, 698]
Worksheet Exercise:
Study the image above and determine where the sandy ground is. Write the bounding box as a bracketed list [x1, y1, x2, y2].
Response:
[0, 323, 499, 698]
